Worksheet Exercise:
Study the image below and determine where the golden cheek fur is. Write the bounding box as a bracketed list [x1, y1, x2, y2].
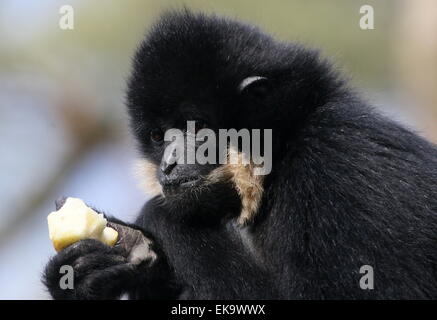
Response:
[134, 151, 265, 225]
[134, 159, 163, 197]
[207, 148, 265, 225]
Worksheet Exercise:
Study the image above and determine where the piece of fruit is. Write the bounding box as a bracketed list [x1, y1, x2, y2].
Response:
[47, 197, 118, 251]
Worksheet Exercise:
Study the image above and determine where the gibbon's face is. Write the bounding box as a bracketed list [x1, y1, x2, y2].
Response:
[128, 86, 265, 224]
[132, 98, 224, 198]
[127, 75, 262, 191]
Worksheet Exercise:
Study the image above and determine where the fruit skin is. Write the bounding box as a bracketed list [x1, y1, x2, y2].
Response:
[47, 197, 118, 251]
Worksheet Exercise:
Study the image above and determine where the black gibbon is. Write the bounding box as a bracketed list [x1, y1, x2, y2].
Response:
[44, 10, 437, 299]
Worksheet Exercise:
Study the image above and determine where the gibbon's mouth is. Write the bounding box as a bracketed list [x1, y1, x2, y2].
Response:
[179, 177, 202, 188]
[162, 176, 202, 194]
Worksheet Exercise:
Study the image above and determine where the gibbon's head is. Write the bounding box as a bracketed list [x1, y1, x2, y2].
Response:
[126, 10, 343, 224]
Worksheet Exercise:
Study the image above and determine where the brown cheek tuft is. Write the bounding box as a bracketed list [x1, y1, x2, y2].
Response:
[207, 147, 265, 225]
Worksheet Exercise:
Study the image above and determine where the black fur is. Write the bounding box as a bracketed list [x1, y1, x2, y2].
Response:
[43, 10, 437, 299]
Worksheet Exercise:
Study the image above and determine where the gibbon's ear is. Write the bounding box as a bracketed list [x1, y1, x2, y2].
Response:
[238, 76, 270, 99]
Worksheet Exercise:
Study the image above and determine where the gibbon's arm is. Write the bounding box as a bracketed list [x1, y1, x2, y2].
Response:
[134, 197, 281, 300]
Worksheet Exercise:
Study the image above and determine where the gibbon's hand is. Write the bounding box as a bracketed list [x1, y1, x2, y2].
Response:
[43, 222, 157, 300]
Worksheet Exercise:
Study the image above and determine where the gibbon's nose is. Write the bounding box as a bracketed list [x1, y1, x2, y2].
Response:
[160, 161, 177, 175]
[160, 141, 180, 175]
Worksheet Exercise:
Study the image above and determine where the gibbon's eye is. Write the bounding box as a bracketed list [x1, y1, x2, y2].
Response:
[150, 128, 164, 143]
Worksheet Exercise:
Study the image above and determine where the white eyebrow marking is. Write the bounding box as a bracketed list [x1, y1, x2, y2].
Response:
[238, 76, 267, 92]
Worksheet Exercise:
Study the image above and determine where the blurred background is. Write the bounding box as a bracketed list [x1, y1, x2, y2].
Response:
[0, 0, 436, 299]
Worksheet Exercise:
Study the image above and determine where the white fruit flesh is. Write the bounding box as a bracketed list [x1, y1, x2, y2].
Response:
[47, 197, 118, 251]
[101, 226, 119, 247]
